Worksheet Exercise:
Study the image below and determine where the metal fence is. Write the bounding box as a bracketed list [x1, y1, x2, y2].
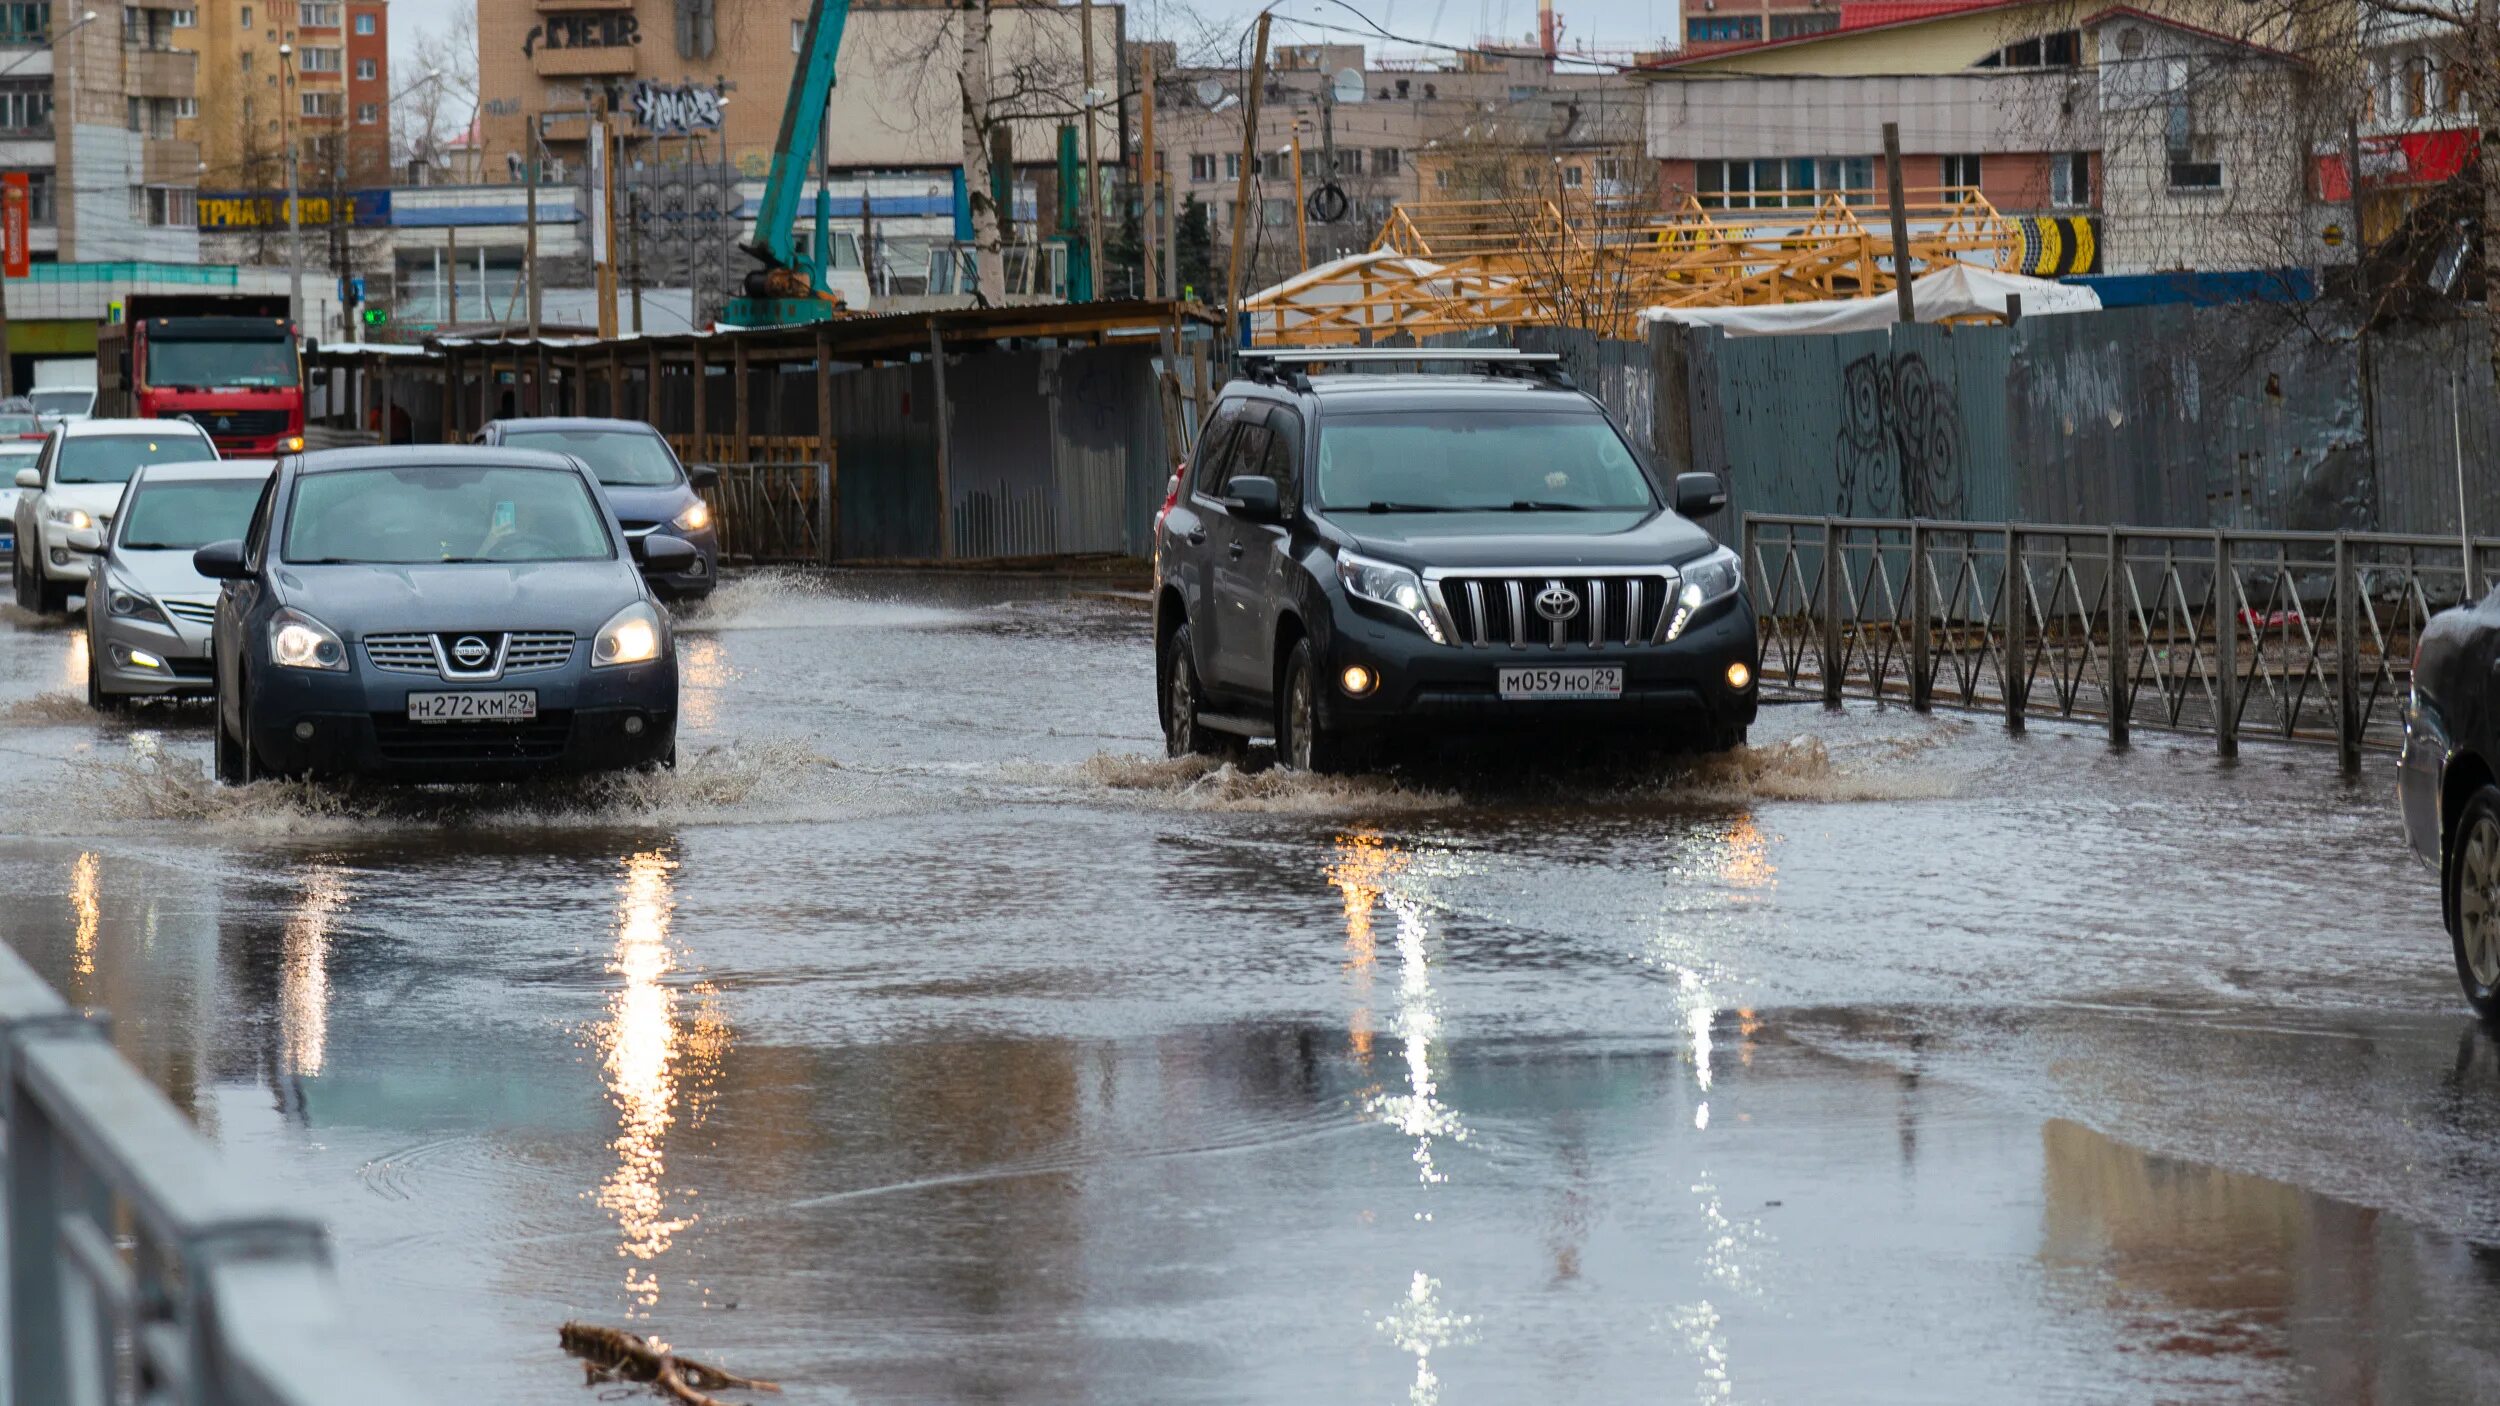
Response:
[1743, 513, 2493, 767]
[691, 461, 835, 566]
[1, 940, 420, 1405]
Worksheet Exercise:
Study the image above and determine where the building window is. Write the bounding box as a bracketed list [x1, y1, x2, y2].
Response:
[240, 6, 252, 27]
[1685, 17, 1761, 43]
[2165, 58, 2222, 189]
[175, 96, 197, 119]
[355, 57, 374, 79]
[2403, 54, 2436, 119]
[298, 2, 340, 27]
[298, 45, 342, 73]
[121, 6, 175, 49]
[1224, 152, 1239, 179]
[1563, 164, 1584, 188]
[353, 12, 373, 35]
[0, 83, 48, 132]
[357, 101, 377, 124]
[1260, 196, 1289, 226]
[301, 90, 340, 118]
[791, 18, 802, 51]
[131, 185, 197, 227]
[1769, 12, 1839, 39]
[126, 96, 176, 137]
[1189, 152, 1215, 181]
[1939, 154, 1981, 190]
[2051, 152, 2090, 207]
[171, 8, 194, 27]
[0, 3, 48, 46]
[240, 50, 251, 73]
[1974, 29, 2080, 68]
[1434, 168, 1451, 190]
[25, 169, 50, 224]
[1696, 156, 1873, 209]
[1595, 156, 1623, 183]
[1373, 146, 1400, 175]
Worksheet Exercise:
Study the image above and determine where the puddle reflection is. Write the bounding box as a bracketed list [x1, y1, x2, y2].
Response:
[279, 865, 349, 1078]
[1327, 832, 1407, 1068]
[677, 636, 731, 732]
[592, 847, 727, 1313]
[61, 627, 86, 694]
[69, 850, 98, 986]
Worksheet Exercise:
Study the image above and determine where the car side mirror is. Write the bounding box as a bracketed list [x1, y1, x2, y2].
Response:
[1674, 471, 1728, 518]
[193, 539, 248, 580]
[1228, 474, 1282, 523]
[686, 464, 719, 489]
[63, 527, 100, 554]
[12, 467, 35, 489]
[639, 535, 698, 572]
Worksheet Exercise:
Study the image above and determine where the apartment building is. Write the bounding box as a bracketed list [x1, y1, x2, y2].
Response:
[0, 3, 202, 263]
[178, 0, 388, 194]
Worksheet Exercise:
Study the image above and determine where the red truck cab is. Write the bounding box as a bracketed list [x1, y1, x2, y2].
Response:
[97, 295, 306, 457]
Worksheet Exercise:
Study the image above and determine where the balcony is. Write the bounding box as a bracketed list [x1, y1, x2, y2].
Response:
[124, 47, 197, 98]
[532, 44, 637, 78]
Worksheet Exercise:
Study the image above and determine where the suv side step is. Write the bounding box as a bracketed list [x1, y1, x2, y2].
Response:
[1197, 710, 1270, 739]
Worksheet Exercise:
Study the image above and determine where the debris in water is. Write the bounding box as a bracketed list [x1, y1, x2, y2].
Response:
[559, 1321, 779, 1406]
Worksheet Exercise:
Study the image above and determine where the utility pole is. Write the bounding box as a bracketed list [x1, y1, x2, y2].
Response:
[593, 114, 618, 339]
[446, 224, 459, 324]
[1290, 128, 1307, 270]
[1882, 121, 1915, 325]
[526, 117, 542, 339]
[1222, 12, 1272, 337]
[1140, 46, 1158, 300]
[1078, 0, 1103, 300]
[628, 181, 644, 334]
[282, 43, 303, 333]
[1161, 165, 1176, 301]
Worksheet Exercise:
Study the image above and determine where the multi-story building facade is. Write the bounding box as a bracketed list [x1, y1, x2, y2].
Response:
[345, 0, 387, 184]
[178, 0, 385, 195]
[0, 2, 203, 265]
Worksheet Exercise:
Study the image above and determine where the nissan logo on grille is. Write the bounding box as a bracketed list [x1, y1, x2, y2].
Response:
[1534, 582, 1582, 623]
[450, 635, 492, 669]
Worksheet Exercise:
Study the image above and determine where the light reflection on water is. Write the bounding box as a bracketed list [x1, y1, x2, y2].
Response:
[69, 850, 98, 985]
[677, 635, 731, 732]
[592, 848, 726, 1314]
[62, 627, 87, 694]
[1327, 832, 1406, 1069]
[280, 865, 349, 1078]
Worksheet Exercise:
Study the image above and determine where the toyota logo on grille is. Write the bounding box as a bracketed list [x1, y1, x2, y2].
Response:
[450, 635, 492, 668]
[1534, 582, 1582, 623]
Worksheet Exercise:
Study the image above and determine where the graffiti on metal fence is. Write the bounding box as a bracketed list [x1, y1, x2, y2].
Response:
[1833, 351, 1966, 519]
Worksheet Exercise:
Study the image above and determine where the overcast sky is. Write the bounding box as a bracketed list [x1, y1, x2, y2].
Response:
[387, 0, 1684, 93]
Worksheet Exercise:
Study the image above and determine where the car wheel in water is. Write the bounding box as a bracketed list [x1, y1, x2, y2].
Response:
[2449, 786, 2500, 1021]
[1278, 640, 1353, 775]
[37, 575, 68, 615]
[86, 649, 121, 713]
[213, 693, 245, 786]
[1161, 622, 1219, 758]
[11, 551, 33, 612]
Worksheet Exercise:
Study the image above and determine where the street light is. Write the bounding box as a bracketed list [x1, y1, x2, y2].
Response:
[279, 42, 304, 337]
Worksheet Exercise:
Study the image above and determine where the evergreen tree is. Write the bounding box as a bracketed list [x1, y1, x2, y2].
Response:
[1175, 196, 1216, 306]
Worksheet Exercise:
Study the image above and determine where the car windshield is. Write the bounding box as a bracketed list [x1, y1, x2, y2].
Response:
[147, 339, 298, 389]
[117, 478, 265, 550]
[0, 414, 38, 437]
[56, 434, 217, 485]
[31, 389, 92, 417]
[497, 428, 683, 487]
[284, 465, 614, 565]
[1314, 410, 1657, 512]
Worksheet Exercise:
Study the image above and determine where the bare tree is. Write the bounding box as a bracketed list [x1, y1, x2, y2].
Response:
[396, 0, 479, 176]
[959, 0, 1005, 303]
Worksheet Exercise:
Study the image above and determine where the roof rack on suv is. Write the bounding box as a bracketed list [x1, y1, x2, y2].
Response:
[1237, 346, 1576, 391]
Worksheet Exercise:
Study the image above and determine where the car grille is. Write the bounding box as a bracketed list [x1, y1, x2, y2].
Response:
[503, 631, 576, 672]
[370, 711, 575, 764]
[161, 599, 217, 626]
[361, 630, 578, 677]
[1438, 573, 1678, 649]
[166, 657, 213, 681]
[193, 409, 290, 439]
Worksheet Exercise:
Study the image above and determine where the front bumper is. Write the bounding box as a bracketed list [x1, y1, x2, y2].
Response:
[93, 611, 214, 697]
[245, 654, 679, 782]
[1318, 594, 1760, 741]
[35, 522, 97, 584]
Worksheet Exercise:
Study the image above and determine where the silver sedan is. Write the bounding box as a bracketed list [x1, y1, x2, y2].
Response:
[77, 459, 273, 707]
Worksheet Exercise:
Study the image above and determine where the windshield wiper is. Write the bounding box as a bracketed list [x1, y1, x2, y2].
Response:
[1503, 500, 1641, 512]
[1359, 501, 1465, 513]
[120, 541, 180, 550]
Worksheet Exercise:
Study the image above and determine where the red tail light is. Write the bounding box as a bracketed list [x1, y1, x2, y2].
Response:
[1154, 463, 1184, 533]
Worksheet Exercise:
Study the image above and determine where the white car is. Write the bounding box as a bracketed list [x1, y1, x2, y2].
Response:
[11, 419, 218, 615]
[31, 385, 96, 426]
[0, 442, 31, 563]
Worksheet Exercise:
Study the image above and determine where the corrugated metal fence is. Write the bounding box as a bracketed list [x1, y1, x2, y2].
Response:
[1529, 304, 2493, 540]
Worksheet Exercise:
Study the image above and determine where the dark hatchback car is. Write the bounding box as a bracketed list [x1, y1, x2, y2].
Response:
[2398, 594, 2500, 1017]
[473, 418, 719, 599]
[198, 447, 692, 783]
[1154, 349, 1756, 772]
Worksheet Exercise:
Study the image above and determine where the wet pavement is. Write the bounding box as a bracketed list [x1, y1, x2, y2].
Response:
[3, 571, 2499, 1403]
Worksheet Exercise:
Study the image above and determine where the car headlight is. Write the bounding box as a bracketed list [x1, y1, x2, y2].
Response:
[46, 506, 91, 531]
[268, 606, 346, 670]
[1667, 546, 1743, 640]
[594, 601, 665, 667]
[1337, 550, 1446, 644]
[672, 500, 712, 533]
[106, 579, 168, 625]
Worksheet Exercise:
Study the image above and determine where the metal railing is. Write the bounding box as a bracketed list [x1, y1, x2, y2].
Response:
[692, 460, 835, 566]
[1, 940, 422, 1406]
[1742, 514, 2491, 767]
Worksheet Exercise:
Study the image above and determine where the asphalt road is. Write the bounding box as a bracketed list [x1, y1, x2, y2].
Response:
[2, 571, 2496, 1404]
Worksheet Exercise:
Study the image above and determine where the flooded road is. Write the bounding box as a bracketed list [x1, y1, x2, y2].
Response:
[4, 572, 2498, 1402]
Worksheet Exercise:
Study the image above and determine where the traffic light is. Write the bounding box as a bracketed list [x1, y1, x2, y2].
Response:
[361, 308, 389, 326]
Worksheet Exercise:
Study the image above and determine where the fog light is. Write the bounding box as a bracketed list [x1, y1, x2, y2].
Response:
[623, 714, 646, 736]
[293, 720, 315, 741]
[1340, 665, 1376, 696]
[1726, 661, 1753, 691]
[123, 647, 164, 671]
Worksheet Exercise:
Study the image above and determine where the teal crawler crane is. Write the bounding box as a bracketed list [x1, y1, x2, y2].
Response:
[725, 0, 853, 327]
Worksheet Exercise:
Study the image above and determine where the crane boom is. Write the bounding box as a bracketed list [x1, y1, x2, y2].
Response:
[730, 0, 855, 325]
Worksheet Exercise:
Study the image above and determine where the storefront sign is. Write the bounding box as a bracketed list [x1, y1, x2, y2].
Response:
[2, 174, 27, 279]
[199, 191, 392, 229]
[2315, 128, 2476, 201]
[523, 13, 640, 58]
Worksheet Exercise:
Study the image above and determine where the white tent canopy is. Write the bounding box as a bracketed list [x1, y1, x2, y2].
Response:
[1640, 265, 2101, 338]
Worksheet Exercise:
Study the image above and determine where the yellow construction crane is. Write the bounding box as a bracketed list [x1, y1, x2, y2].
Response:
[1241, 186, 2022, 345]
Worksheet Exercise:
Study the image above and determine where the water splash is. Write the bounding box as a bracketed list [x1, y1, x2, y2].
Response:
[674, 571, 966, 634]
[1055, 752, 1459, 814]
